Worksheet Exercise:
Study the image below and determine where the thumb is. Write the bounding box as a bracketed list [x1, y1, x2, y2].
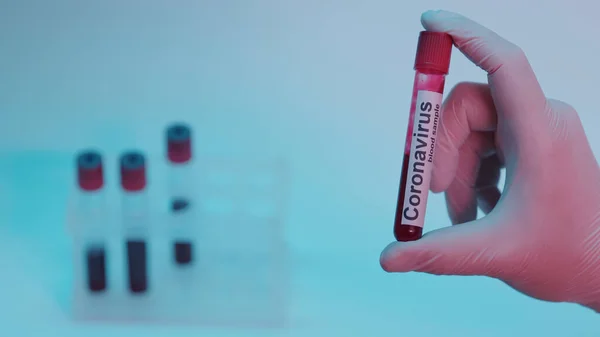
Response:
[380, 218, 512, 277]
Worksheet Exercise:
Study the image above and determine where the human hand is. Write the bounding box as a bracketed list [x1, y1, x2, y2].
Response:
[380, 10, 600, 312]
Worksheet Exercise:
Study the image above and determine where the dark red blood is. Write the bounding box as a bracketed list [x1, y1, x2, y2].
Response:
[394, 152, 424, 241]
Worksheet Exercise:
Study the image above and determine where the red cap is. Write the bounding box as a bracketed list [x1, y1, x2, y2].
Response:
[414, 31, 453, 74]
[120, 152, 147, 192]
[166, 123, 192, 164]
[77, 150, 104, 191]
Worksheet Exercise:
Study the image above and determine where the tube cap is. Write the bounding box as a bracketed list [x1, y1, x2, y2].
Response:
[166, 123, 192, 164]
[77, 150, 104, 191]
[120, 151, 146, 192]
[414, 31, 453, 74]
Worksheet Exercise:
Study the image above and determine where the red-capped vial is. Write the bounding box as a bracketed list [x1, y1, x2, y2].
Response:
[75, 150, 108, 292]
[119, 151, 149, 293]
[393, 31, 453, 241]
[120, 151, 147, 192]
[166, 123, 192, 164]
[77, 150, 104, 191]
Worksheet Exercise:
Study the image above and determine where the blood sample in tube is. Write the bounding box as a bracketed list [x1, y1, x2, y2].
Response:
[76, 150, 108, 292]
[393, 31, 453, 241]
[171, 198, 193, 265]
[120, 151, 149, 293]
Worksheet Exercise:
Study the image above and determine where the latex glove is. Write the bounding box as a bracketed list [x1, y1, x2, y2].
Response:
[380, 10, 600, 312]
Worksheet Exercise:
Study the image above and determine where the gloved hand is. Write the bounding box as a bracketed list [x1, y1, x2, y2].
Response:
[380, 10, 600, 312]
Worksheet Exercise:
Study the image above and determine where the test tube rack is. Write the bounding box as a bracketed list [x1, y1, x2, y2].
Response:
[67, 135, 289, 327]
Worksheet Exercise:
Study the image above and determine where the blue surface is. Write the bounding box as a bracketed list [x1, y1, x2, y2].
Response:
[1, 151, 598, 336]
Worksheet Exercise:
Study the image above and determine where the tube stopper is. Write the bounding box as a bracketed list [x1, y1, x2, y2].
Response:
[120, 151, 147, 192]
[77, 150, 104, 191]
[166, 123, 192, 163]
[414, 31, 453, 74]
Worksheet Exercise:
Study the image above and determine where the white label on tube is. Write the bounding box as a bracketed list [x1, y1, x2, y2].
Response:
[401, 90, 443, 228]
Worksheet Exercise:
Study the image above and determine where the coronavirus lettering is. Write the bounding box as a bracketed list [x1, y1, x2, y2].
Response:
[401, 90, 443, 228]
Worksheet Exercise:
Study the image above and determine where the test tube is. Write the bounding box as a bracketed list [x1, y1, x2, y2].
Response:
[166, 123, 195, 265]
[76, 150, 107, 292]
[120, 151, 149, 294]
[393, 31, 453, 241]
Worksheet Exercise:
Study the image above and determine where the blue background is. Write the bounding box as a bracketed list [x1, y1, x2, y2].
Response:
[1, 0, 599, 336]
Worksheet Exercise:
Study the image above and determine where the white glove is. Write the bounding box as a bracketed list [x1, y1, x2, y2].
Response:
[380, 10, 600, 312]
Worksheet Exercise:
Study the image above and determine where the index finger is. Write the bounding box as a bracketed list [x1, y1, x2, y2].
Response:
[421, 10, 547, 132]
